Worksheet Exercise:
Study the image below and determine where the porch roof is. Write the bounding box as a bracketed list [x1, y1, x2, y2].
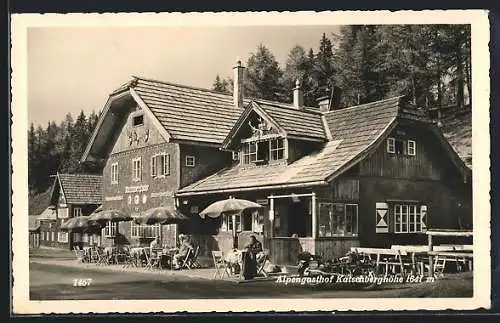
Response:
[177, 97, 403, 196]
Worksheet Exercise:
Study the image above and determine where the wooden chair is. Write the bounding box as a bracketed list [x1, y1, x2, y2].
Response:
[182, 246, 201, 270]
[256, 249, 270, 277]
[212, 251, 230, 279]
[73, 246, 87, 263]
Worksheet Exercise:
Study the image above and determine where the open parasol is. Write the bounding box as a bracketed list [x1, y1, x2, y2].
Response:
[199, 198, 264, 219]
[134, 206, 189, 225]
[60, 216, 99, 231]
[88, 208, 132, 224]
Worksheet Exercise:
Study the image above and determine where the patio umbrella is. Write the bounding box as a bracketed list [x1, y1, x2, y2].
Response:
[199, 198, 264, 219]
[60, 216, 98, 231]
[88, 208, 132, 224]
[134, 206, 189, 225]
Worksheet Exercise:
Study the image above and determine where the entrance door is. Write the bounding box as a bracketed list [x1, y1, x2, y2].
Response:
[287, 199, 311, 237]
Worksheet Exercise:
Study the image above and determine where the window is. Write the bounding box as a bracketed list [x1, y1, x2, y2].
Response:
[387, 137, 395, 153]
[318, 203, 358, 237]
[132, 157, 142, 182]
[394, 204, 423, 233]
[252, 211, 264, 233]
[151, 153, 170, 178]
[256, 140, 269, 161]
[185, 155, 196, 167]
[388, 137, 417, 156]
[221, 215, 241, 232]
[73, 207, 82, 217]
[270, 138, 285, 161]
[132, 114, 144, 126]
[102, 221, 117, 237]
[131, 222, 161, 238]
[243, 142, 257, 164]
[111, 162, 118, 184]
[58, 232, 68, 243]
[407, 140, 416, 156]
[51, 232, 55, 241]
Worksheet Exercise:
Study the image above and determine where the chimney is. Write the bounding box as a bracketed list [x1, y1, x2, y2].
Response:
[233, 60, 245, 108]
[316, 86, 342, 112]
[293, 79, 304, 109]
[316, 96, 331, 113]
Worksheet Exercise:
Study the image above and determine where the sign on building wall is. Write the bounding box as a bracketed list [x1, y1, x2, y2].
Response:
[375, 202, 389, 233]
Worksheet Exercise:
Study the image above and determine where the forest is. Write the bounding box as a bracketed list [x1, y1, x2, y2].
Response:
[28, 24, 471, 201]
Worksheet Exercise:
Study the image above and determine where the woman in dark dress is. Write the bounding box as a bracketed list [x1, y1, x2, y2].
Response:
[242, 235, 262, 280]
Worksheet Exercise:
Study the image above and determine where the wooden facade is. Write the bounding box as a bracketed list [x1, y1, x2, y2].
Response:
[81, 74, 472, 266]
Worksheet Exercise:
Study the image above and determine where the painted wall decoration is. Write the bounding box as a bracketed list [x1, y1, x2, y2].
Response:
[375, 202, 389, 233]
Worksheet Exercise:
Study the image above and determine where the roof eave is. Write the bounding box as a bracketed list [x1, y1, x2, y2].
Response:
[175, 180, 328, 197]
[80, 89, 131, 163]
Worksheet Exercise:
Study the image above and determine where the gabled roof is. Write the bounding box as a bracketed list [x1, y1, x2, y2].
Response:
[177, 97, 403, 195]
[51, 173, 103, 204]
[82, 76, 245, 161]
[132, 76, 244, 144]
[222, 100, 326, 149]
[177, 96, 471, 196]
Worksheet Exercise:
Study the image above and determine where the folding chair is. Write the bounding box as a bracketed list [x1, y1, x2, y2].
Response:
[73, 246, 87, 263]
[97, 247, 111, 266]
[182, 246, 201, 270]
[212, 251, 230, 279]
[256, 249, 270, 277]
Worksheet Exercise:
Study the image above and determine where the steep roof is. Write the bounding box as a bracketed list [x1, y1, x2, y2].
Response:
[131, 76, 244, 144]
[440, 110, 472, 168]
[255, 101, 326, 140]
[177, 97, 403, 195]
[28, 188, 52, 215]
[54, 173, 103, 204]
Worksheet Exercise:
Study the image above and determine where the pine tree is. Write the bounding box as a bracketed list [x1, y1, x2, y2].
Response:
[245, 44, 284, 101]
[282, 45, 310, 104]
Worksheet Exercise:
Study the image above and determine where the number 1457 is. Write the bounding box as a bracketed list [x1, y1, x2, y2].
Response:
[73, 278, 93, 287]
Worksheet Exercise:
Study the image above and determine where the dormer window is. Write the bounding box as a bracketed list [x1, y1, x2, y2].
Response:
[132, 114, 144, 127]
[270, 138, 285, 160]
[243, 142, 257, 164]
[242, 137, 285, 165]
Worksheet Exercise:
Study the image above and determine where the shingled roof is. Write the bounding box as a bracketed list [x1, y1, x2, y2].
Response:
[177, 97, 403, 195]
[255, 101, 326, 140]
[131, 76, 243, 144]
[54, 173, 103, 204]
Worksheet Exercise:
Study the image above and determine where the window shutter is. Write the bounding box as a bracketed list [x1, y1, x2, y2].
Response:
[165, 154, 170, 175]
[150, 156, 155, 177]
[376, 202, 389, 233]
[420, 205, 427, 231]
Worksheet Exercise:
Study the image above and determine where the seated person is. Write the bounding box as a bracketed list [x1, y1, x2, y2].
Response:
[173, 234, 194, 269]
[245, 235, 265, 264]
[149, 236, 161, 258]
